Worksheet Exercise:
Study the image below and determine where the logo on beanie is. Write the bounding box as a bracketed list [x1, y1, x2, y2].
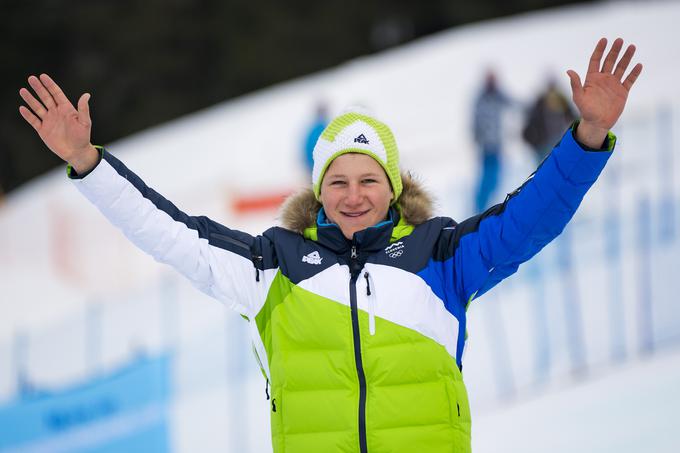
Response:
[354, 134, 370, 145]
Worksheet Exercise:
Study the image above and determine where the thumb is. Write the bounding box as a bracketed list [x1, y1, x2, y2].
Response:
[566, 70, 582, 101]
[77, 93, 92, 126]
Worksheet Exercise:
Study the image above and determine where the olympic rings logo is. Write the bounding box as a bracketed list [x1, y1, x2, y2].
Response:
[385, 242, 405, 259]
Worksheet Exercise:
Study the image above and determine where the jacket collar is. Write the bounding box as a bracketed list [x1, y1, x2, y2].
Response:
[312, 207, 399, 254]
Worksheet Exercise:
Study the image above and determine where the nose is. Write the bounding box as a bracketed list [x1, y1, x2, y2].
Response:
[344, 182, 364, 206]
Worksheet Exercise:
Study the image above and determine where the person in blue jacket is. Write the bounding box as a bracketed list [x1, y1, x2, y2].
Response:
[18, 38, 642, 453]
[303, 102, 329, 172]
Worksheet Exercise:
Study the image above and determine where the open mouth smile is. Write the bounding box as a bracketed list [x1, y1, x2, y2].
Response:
[341, 209, 370, 218]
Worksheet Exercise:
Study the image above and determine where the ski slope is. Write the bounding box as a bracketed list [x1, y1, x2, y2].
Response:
[474, 347, 680, 453]
[1, 1, 680, 452]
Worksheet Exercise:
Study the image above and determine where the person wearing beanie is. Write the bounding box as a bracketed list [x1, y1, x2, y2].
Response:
[19, 38, 642, 453]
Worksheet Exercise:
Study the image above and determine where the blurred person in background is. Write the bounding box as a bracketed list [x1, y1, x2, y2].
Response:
[18, 38, 642, 453]
[303, 101, 329, 172]
[472, 69, 514, 213]
[522, 77, 578, 163]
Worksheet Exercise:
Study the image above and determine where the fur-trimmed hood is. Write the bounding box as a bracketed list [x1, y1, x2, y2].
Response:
[279, 172, 434, 234]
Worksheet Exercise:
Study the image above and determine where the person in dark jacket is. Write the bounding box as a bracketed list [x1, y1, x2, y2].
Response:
[523, 77, 578, 162]
[18, 38, 642, 453]
[472, 70, 513, 212]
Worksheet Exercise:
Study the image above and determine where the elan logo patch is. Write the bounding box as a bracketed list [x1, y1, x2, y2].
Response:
[354, 134, 369, 144]
[384, 242, 404, 258]
[302, 251, 323, 265]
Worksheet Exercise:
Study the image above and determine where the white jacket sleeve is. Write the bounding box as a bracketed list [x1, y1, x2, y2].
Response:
[70, 149, 271, 317]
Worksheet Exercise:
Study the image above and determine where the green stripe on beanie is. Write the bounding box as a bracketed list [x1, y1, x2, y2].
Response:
[312, 110, 402, 202]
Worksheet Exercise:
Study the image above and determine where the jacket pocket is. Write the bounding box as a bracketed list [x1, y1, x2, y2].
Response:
[445, 376, 471, 425]
[270, 387, 284, 452]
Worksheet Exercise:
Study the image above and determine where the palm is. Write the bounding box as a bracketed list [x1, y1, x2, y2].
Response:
[568, 38, 643, 131]
[19, 74, 92, 163]
[38, 101, 90, 160]
[575, 73, 628, 129]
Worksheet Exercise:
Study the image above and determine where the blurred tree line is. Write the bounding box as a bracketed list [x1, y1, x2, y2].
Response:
[0, 0, 590, 196]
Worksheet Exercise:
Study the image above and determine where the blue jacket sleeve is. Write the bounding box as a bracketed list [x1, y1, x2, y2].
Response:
[452, 126, 615, 305]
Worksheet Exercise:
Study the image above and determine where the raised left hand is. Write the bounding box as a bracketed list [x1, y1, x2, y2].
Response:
[19, 74, 99, 173]
[567, 37, 643, 148]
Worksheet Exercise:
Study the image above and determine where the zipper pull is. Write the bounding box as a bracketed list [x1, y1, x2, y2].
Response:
[365, 271, 376, 336]
[351, 245, 358, 259]
[253, 255, 263, 282]
[265, 378, 270, 400]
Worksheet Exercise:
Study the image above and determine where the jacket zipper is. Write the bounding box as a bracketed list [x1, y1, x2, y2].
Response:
[349, 244, 368, 453]
[209, 232, 262, 282]
[364, 272, 376, 336]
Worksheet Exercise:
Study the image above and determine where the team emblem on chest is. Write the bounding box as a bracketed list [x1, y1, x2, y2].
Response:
[385, 242, 405, 258]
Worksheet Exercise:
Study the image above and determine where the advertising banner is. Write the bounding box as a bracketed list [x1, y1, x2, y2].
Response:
[0, 354, 171, 453]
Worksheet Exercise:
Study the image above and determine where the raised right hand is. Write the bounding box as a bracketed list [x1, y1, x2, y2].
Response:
[19, 74, 99, 174]
[566, 38, 643, 148]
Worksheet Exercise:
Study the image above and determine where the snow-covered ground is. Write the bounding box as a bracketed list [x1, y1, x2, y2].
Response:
[474, 347, 680, 453]
[1, 1, 679, 451]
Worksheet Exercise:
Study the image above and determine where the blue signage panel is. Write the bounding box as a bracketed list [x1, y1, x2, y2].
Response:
[0, 354, 171, 452]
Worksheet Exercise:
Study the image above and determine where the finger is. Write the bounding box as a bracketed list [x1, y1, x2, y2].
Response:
[39, 73, 71, 106]
[613, 44, 636, 80]
[28, 75, 56, 109]
[623, 63, 643, 91]
[77, 93, 92, 126]
[19, 106, 42, 131]
[19, 87, 47, 119]
[567, 70, 583, 100]
[587, 37, 607, 74]
[602, 37, 623, 73]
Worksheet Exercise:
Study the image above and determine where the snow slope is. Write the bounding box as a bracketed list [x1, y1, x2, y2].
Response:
[474, 347, 680, 453]
[1, 1, 679, 452]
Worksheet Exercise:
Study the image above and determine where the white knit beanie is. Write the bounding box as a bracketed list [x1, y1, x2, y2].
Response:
[312, 108, 402, 202]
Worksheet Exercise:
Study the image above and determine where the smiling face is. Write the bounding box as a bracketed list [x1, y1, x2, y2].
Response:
[319, 153, 394, 240]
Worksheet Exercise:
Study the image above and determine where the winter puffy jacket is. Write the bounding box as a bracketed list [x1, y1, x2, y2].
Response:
[71, 126, 614, 453]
